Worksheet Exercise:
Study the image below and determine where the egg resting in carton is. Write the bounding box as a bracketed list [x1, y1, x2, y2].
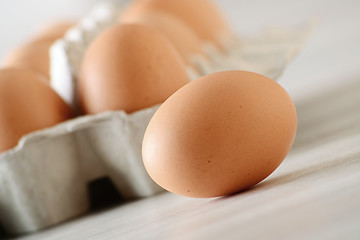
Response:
[0, 1, 311, 236]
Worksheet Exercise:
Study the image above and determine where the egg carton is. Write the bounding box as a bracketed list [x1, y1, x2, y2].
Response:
[0, 1, 311, 236]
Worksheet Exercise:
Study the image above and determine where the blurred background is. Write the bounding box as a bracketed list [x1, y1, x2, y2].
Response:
[0, 0, 359, 100]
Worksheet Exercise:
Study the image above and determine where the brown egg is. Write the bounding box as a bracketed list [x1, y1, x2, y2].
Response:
[30, 21, 74, 42]
[2, 39, 54, 80]
[123, 0, 234, 49]
[120, 9, 205, 67]
[78, 24, 190, 114]
[0, 69, 74, 153]
[1, 21, 73, 81]
[142, 71, 297, 198]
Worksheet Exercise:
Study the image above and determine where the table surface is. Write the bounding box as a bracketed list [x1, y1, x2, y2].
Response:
[1, 0, 360, 239]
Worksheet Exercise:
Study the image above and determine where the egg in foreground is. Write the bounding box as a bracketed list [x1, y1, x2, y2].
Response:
[142, 71, 297, 198]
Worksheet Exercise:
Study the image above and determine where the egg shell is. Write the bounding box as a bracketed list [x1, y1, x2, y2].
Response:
[122, 0, 234, 50]
[2, 39, 54, 80]
[78, 23, 190, 114]
[0, 68, 74, 153]
[120, 9, 205, 68]
[50, 3, 122, 109]
[30, 21, 74, 43]
[142, 71, 297, 198]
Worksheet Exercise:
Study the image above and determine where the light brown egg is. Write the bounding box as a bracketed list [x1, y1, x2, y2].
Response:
[0, 68, 74, 153]
[142, 71, 297, 198]
[123, 0, 234, 50]
[2, 39, 53, 79]
[30, 21, 74, 42]
[1, 21, 73, 81]
[120, 9, 205, 67]
[78, 24, 190, 114]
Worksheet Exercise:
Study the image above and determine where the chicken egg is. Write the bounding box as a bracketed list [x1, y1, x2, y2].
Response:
[120, 9, 205, 68]
[78, 24, 190, 114]
[2, 39, 54, 80]
[142, 71, 297, 198]
[0, 68, 74, 153]
[122, 0, 235, 50]
[30, 21, 74, 42]
[1, 21, 73, 81]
